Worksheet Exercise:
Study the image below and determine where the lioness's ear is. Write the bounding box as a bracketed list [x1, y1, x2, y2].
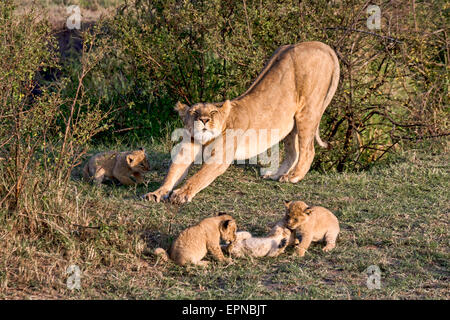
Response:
[219, 100, 232, 118]
[284, 200, 292, 208]
[126, 154, 134, 166]
[174, 101, 189, 118]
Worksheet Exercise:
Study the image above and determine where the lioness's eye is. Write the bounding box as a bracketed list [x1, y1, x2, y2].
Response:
[210, 111, 218, 116]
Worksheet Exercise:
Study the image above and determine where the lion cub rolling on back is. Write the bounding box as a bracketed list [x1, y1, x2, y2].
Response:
[154, 213, 237, 267]
[83, 148, 150, 185]
[284, 200, 340, 257]
[225, 220, 298, 258]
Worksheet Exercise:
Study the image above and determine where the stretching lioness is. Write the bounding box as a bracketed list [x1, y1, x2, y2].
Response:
[143, 41, 340, 204]
[83, 148, 150, 185]
[225, 220, 298, 258]
[284, 200, 340, 257]
[154, 214, 237, 266]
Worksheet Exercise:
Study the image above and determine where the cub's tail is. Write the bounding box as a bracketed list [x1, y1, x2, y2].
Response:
[154, 248, 169, 262]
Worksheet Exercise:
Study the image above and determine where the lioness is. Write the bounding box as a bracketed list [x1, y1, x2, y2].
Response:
[144, 41, 340, 204]
[284, 200, 340, 257]
[225, 220, 298, 258]
[83, 148, 150, 185]
[154, 213, 237, 266]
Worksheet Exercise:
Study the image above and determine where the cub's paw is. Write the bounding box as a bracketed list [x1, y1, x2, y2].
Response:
[196, 261, 210, 267]
[322, 245, 336, 252]
[294, 246, 307, 257]
[169, 188, 193, 205]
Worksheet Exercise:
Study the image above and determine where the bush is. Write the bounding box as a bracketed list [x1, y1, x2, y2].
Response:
[0, 0, 112, 292]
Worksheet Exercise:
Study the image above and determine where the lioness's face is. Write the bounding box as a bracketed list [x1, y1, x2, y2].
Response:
[175, 100, 232, 145]
[284, 201, 310, 230]
[126, 149, 150, 174]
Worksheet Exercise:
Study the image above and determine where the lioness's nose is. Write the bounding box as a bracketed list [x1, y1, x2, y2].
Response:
[199, 117, 209, 125]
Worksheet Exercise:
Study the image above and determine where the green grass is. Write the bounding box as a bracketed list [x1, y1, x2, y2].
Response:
[2, 139, 448, 299]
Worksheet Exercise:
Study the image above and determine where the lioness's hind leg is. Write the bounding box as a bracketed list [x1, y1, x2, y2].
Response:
[262, 127, 299, 181]
[288, 138, 315, 183]
[286, 105, 322, 183]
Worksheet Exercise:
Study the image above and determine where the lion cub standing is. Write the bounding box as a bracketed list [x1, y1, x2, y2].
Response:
[225, 220, 298, 258]
[83, 148, 150, 185]
[154, 214, 237, 267]
[284, 200, 340, 257]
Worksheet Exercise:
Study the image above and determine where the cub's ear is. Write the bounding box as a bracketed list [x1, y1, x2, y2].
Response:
[278, 238, 288, 249]
[219, 99, 232, 118]
[126, 154, 134, 166]
[284, 200, 292, 208]
[174, 101, 189, 118]
[217, 212, 227, 216]
[305, 207, 313, 215]
[221, 219, 235, 231]
[138, 147, 145, 152]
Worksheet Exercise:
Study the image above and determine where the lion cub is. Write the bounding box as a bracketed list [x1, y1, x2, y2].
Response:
[225, 220, 298, 258]
[284, 200, 340, 257]
[154, 213, 237, 267]
[83, 148, 150, 185]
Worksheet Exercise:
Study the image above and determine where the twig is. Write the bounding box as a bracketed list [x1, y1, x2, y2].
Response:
[326, 27, 402, 43]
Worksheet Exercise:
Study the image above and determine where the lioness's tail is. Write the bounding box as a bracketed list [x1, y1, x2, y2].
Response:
[315, 127, 329, 149]
[154, 248, 169, 262]
[316, 46, 340, 149]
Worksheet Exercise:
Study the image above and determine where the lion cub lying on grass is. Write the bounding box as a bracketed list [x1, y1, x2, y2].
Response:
[154, 213, 237, 267]
[225, 220, 298, 258]
[83, 148, 150, 185]
[284, 200, 340, 257]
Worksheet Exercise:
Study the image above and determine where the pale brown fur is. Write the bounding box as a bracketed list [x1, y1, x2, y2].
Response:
[83, 148, 150, 185]
[225, 220, 299, 258]
[154, 214, 237, 266]
[143, 41, 340, 204]
[284, 200, 340, 257]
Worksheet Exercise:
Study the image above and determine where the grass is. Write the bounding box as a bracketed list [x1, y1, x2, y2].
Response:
[1, 138, 448, 299]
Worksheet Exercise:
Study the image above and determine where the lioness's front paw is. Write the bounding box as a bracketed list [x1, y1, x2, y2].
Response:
[278, 173, 302, 183]
[142, 189, 168, 202]
[169, 188, 193, 204]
